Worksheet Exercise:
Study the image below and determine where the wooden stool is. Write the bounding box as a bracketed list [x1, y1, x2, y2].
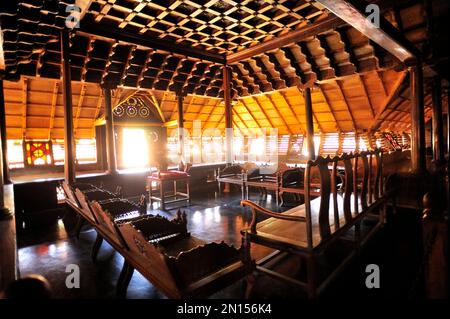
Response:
[147, 171, 190, 210]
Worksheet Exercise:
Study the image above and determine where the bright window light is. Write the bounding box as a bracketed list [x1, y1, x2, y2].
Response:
[249, 138, 265, 156]
[122, 129, 149, 168]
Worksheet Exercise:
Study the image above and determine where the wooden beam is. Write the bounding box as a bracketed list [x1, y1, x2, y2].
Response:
[278, 90, 306, 134]
[104, 86, 118, 175]
[79, 23, 225, 64]
[0, 80, 11, 184]
[240, 99, 264, 129]
[432, 77, 444, 162]
[250, 96, 276, 129]
[227, 15, 346, 64]
[223, 66, 233, 164]
[410, 65, 426, 172]
[358, 74, 375, 118]
[304, 87, 315, 160]
[21, 78, 28, 138]
[265, 94, 294, 135]
[74, 83, 87, 130]
[315, 0, 419, 62]
[370, 70, 408, 131]
[145, 92, 165, 122]
[61, 30, 76, 183]
[317, 85, 342, 132]
[336, 80, 357, 132]
[177, 93, 185, 160]
[48, 81, 60, 139]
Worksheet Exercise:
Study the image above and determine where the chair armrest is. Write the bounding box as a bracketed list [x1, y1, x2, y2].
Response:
[241, 200, 306, 233]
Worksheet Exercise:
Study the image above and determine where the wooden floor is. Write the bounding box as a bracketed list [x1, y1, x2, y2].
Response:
[15, 188, 425, 299]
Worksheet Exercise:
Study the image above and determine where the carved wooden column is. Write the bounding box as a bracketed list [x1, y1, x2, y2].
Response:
[432, 77, 444, 162]
[103, 85, 118, 175]
[61, 30, 76, 183]
[304, 87, 315, 160]
[0, 80, 11, 184]
[177, 92, 185, 161]
[410, 65, 426, 172]
[223, 66, 233, 164]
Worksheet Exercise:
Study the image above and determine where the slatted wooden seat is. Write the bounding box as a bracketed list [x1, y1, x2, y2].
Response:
[118, 221, 255, 298]
[241, 150, 388, 298]
[217, 164, 247, 199]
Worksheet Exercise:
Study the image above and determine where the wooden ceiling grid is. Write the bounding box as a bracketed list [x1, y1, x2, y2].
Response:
[0, 0, 441, 140]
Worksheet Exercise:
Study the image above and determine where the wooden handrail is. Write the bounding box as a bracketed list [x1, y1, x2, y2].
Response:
[241, 200, 306, 233]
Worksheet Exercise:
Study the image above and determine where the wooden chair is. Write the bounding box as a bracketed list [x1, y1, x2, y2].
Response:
[240, 150, 387, 298]
[118, 221, 255, 298]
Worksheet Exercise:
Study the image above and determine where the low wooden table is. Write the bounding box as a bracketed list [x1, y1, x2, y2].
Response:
[147, 171, 190, 210]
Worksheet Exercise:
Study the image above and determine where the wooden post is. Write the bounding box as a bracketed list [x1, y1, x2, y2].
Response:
[0, 112, 11, 218]
[432, 77, 444, 162]
[410, 65, 426, 172]
[0, 80, 11, 184]
[177, 92, 185, 162]
[103, 85, 118, 174]
[223, 66, 233, 164]
[61, 30, 76, 184]
[304, 87, 315, 160]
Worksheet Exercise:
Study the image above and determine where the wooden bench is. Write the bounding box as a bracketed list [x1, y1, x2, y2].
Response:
[118, 221, 255, 298]
[66, 182, 256, 298]
[241, 150, 388, 298]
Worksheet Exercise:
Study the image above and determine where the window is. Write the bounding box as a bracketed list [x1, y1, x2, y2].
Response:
[341, 133, 356, 154]
[52, 140, 65, 166]
[122, 129, 149, 168]
[76, 139, 97, 164]
[7, 140, 24, 169]
[25, 141, 52, 166]
[321, 133, 339, 156]
[278, 135, 290, 156]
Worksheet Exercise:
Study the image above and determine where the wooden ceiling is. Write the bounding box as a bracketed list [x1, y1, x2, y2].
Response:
[0, 0, 447, 140]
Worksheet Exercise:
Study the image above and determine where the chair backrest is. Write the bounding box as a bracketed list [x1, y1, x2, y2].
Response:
[304, 150, 383, 247]
[118, 222, 182, 298]
[61, 181, 79, 207]
[74, 188, 98, 223]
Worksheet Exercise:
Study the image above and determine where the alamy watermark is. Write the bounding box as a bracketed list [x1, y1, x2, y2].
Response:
[365, 264, 380, 289]
[65, 264, 80, 289]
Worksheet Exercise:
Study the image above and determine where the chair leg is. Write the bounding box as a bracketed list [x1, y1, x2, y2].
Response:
[117, 261, 134, 298]
[74, 215, 85, 239]
[91, 233, 103, 262]
[306, 255, 317, 299]
[243, 274, 256, 299]
[160, 182, 165, 210]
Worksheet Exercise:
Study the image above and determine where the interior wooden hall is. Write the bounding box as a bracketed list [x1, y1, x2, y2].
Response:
[0, 0, 448, 299]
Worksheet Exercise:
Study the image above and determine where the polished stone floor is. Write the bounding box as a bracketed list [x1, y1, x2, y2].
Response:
[17, 188, 424, 299]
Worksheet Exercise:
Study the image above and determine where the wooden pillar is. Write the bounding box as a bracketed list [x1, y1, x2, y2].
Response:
[0, 80, 11, 184]
[177, 92, 185, 161]
[0, 113, 11, 218]
[410, 65, 426, 172]
[223, 66, 233, 164]
[103, 86, 117, 174]
[304, 87, 315, 160]
[432, 77, 444, 162]
[61, 30, 76, 183]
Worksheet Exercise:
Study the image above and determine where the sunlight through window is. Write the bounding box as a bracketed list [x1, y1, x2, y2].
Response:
[122, 129, 149, 168]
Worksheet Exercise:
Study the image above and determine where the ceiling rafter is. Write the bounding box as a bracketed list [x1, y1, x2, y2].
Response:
[48, 81, 60, 139]
[277, 90, 306, 135]
[317, 85, 342, 132]
[336, 80, 357, 132]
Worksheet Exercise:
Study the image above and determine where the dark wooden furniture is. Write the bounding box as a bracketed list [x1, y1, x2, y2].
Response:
[147, 170, 190, 210]
[241, 150, 389, 298]
[119, 222, 255, 298]
[66, 183, 255, 298]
